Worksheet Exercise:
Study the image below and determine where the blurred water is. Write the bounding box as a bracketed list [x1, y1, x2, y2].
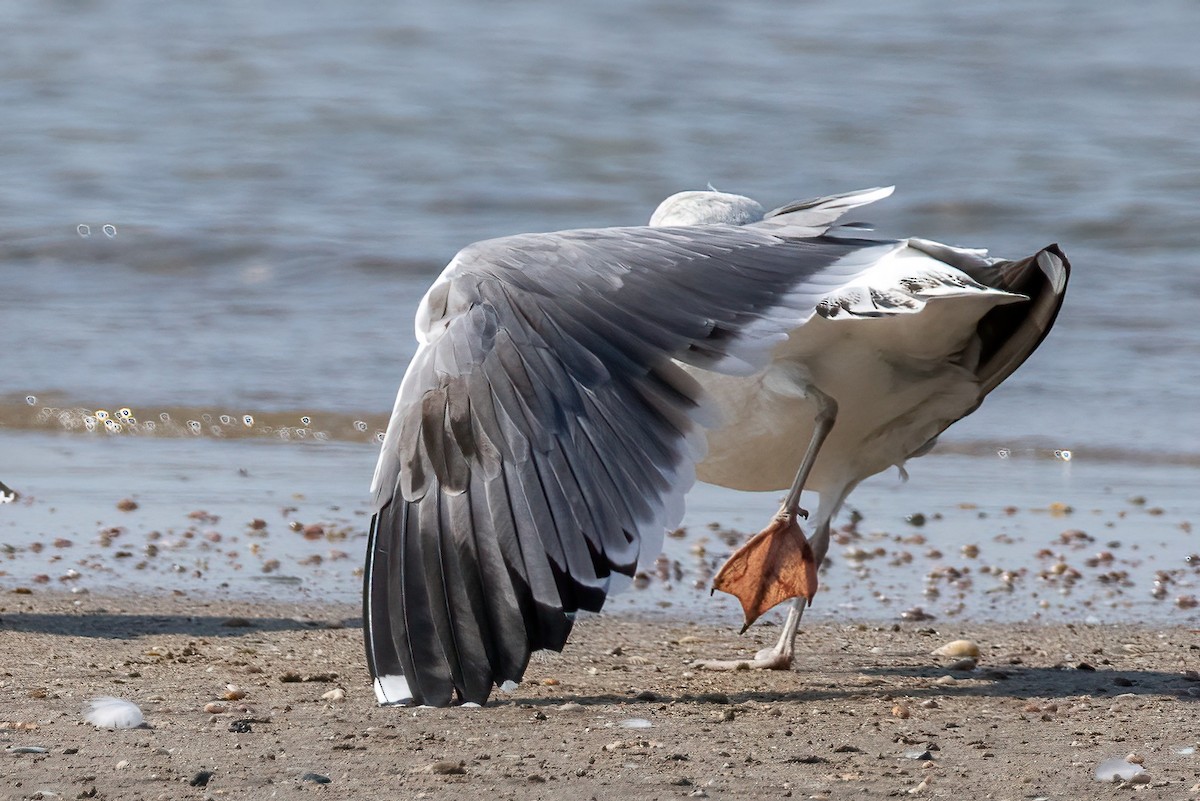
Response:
[2, 0, 1198, 613]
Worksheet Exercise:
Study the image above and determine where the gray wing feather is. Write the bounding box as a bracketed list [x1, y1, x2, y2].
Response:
[365, 224, 876, 705]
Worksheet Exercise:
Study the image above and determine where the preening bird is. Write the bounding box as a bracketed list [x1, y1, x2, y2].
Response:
[363, 186, 1070, 706]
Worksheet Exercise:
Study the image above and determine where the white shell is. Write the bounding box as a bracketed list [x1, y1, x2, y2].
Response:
[1095, 757, 1146, 782]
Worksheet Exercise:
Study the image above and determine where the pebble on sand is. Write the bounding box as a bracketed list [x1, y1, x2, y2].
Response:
[932, 640, 980, 658]
[301, 772, 332, 784]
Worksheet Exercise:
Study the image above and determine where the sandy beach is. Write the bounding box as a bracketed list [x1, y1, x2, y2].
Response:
[2, 590, 1198, 800]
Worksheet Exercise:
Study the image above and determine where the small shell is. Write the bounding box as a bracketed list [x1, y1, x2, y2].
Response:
[931, 639, 980, 658]
[223, 685, 247, 701]
[322, 688, 346, 701]
[618, 717, 653, 729]
[203, 702, 228, 714]
[1095, 757, 1146, 782]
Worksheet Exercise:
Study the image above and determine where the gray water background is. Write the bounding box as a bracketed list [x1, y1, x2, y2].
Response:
[2, 0, 1198, 620]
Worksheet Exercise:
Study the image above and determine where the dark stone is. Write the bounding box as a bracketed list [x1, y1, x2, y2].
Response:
[301, 773, 332, 784]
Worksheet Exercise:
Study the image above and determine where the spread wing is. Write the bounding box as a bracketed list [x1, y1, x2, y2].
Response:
[364, 222, 880, 706]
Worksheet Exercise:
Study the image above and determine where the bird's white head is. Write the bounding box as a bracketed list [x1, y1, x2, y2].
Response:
[648, 190, 765, 227]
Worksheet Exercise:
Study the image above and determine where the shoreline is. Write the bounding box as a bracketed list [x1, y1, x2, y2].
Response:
[2, 591, 1198, 798]
[4, 427, 1199, 627]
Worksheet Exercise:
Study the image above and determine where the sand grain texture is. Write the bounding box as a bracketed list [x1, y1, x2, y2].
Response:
[1, 592, 1198, 799]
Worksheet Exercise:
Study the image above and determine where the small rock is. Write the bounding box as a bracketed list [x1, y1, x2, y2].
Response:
[948, 658, 977, 672]
[634, 690, 659, 701]
[228, 720, 252, 733]
[190, 771, 214, 787]
[116, 498, 138, 512]
[301, 773, 332, 784]
[892, 704, 910, 719]
[428, 761, 466, 775]
[322, 688, 346, 702]
[932, 639, 980, 658]
[203, 702, 228, 714]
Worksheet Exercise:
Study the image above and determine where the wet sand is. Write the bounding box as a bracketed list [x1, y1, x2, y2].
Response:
[2, 591, 1198, 799]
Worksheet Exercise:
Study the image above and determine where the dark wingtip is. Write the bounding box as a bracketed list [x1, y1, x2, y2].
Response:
[974, 242, 1071, 398]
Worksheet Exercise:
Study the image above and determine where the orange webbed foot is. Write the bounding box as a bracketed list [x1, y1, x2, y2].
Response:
[711, 513, 818, 633]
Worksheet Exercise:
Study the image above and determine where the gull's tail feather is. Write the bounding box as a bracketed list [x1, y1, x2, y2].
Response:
[972, 244, 1071, 396]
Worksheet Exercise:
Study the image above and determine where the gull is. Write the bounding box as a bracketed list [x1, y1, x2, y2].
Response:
[363, 186, 1070, 705]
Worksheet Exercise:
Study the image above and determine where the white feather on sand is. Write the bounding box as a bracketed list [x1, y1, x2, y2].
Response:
[83, 697, 145, 729]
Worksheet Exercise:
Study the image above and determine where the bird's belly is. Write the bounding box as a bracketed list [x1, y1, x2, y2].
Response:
[693, 372, 821, 491]
[688, 323, 981, 494]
